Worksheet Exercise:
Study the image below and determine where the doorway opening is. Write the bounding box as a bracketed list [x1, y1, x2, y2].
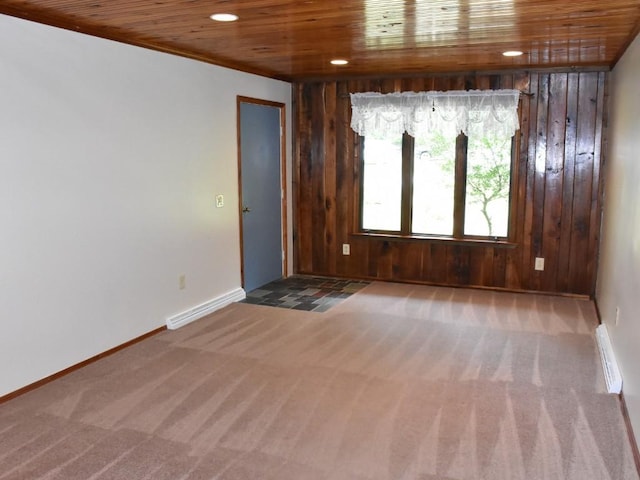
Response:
[237, 96, 287, 293]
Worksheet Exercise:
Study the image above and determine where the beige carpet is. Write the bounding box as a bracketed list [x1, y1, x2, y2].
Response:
[1, 282, 638, 479]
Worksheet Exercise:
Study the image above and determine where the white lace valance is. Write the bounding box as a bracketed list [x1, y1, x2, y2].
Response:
[350, 89, 521, 139]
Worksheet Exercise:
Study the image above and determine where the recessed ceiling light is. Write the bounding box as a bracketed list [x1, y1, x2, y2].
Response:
[503, 50, 523, 57]
[331, 59, 349, 65]
[210, 13, 239, 22]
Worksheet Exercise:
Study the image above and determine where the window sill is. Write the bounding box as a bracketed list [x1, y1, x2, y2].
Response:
[350, 231, 517, 248]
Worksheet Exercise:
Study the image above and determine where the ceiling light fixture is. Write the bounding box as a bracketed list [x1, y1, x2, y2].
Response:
[210, 13, 239, 22]
[331, 59, 349, 65]
[502, 50, 523, 57]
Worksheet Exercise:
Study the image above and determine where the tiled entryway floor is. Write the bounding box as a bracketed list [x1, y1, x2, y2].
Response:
[241, 275, 370, 312]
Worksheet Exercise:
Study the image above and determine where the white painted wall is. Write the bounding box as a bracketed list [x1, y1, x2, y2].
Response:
[596, 32, 640, 443]
[0, 14, 291, 397]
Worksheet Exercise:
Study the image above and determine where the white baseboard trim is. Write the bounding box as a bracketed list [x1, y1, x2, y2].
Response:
[595, 324, 623, 394]
[166, 287, 246, 330]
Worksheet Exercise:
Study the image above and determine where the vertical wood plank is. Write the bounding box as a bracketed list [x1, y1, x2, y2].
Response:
[323, 82, 337, 274]
[587, 71, 607, 295]
[506, 74, 529, 290]
[294, 82, 304, 271]
[492, 249, 507, 287]
[397, 242, 423, 281]
[429, 244, 448, 283]
[530, 73, 549, 291]
[293, 70, 607, 295]
[520, 73, 539, 290]
[335, 81, 351, 277]
[556, 72, 579, 292]
[541, 73, 568, 292]
[469, 247, 495, 286]
[310, 82, 327, 274]
[568, 73, 598, 294]
[296, 82, 314, 273]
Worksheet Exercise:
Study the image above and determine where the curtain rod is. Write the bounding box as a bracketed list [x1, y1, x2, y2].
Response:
[338, 89, 534, 98]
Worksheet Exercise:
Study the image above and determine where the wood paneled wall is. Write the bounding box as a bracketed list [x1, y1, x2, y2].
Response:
[293, 71, 607, 296]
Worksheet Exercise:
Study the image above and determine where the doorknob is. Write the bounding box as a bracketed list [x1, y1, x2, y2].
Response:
[242, 206, 251, 213]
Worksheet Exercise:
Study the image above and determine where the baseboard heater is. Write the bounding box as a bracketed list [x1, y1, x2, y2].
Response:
[166, 287, 246, 330]
[595, 324, 623, 394]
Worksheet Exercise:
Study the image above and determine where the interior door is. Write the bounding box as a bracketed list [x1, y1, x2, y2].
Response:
[238, 99, 284, 292]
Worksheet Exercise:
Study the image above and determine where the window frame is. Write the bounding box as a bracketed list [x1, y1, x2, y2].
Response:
[355, 131, 520, 244]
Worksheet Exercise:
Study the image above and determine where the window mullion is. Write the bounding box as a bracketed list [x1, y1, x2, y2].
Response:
[400, 133, 414, 235]
[453, 135, 468, 238]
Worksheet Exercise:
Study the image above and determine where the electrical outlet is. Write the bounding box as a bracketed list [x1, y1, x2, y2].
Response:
[342, 243, 350, 255]
[534, 257, 545, 271]
[179, 274, 186, 290]
[215, 194, 224, 208]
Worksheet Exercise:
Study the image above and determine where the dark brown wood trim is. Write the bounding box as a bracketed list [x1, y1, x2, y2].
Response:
[593, 297, 604, 324]
[281, 105, 289, 277]
[453, 134, 468, 238]
[592, 299, 640, 475]
[293, 271, 592, 299]
[349, 231, 517, 248]
[0, 326, 166, 405]
[620, 392, 640, 477]
[400, 132, 414, 235]
[354, 135, 364, 233]
[236, 96, 288, 286]
[236, 98, 246, 288]
[0, 6, 288, 82]
[296, 66, 611, 84]
[611, 19, 640, 68]
[507, 134, 520, 242]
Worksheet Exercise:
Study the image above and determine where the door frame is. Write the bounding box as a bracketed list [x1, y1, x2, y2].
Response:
[236, 96, 287, 289]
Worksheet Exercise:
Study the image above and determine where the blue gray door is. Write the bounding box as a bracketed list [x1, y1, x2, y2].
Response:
[239, 100, 283, 292]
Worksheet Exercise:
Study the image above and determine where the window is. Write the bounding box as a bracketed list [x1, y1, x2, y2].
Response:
[361, 130, 403, 231]
[351, 89, 520, 241]
[360, 131, 515, 240]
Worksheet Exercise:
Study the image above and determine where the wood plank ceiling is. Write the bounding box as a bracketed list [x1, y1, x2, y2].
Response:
[1, 0, 639, 81]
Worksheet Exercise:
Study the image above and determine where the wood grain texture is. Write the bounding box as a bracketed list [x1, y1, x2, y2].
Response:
[0, 1, 639, 80]
[293, 71, 608, 296]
